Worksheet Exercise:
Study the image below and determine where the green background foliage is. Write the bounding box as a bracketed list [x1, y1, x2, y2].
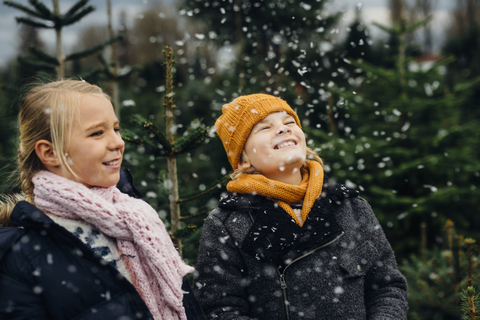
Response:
[1, 0, 480, 318]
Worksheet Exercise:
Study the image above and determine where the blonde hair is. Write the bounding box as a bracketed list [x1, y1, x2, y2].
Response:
[0, 79, 109, 227]
[230, 147, 323, 180]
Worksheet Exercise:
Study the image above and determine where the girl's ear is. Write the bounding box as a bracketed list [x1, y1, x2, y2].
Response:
[35, 140, 60, 168]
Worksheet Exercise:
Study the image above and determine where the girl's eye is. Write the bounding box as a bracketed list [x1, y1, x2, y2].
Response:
[114, 127, 121, 133]
[286, 121, 295, 125]
[90, 131, 103, 137]
[258, 126, 270, 131]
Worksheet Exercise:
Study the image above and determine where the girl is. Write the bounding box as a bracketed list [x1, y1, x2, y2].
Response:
[194, 94, 408, 319]
[0, 80, 203, 320]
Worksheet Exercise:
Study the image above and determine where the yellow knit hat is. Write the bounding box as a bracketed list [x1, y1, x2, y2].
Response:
[214, 93, 301, 169]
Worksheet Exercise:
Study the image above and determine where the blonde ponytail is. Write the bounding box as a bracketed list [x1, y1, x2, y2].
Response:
[0, 194, 26, 227]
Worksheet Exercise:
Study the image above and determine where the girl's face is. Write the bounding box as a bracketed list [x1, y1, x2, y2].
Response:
[244, 111, 306, 182]
[63, 94, 124, 188]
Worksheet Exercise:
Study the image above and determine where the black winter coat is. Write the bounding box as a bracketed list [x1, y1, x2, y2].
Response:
[0, 169, 205, 320]
[194, 178, 408, 320]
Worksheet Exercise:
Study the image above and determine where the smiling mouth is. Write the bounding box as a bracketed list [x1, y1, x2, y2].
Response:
[103, 159, 120, 166]
[274, 141, 297, 149]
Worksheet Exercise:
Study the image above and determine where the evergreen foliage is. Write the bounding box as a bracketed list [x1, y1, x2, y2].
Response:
[0, 0, 479, 301]
[461, 286, 480, 320]
[306, 11, 480, 259]
[121, 46, 225, 258]
[3, 0, 122, 78]
[400, 221, 480, 319]
[182, 0, 341, 103]
[0, 0, 131, 193]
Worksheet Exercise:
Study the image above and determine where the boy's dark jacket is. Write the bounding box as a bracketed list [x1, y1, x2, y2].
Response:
[0, 169, 204, 320]
[194, 177, 408, 320]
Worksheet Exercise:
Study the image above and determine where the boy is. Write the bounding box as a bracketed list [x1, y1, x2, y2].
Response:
[194, 93, 408, 319]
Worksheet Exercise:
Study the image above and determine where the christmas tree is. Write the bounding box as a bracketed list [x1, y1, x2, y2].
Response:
[122, 46, 227, 257]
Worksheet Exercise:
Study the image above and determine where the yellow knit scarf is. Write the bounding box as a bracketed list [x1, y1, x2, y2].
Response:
[227, 161, 324, 226]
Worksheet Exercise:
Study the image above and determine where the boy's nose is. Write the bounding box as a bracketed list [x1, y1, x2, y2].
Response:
[276, 126, 291, 135]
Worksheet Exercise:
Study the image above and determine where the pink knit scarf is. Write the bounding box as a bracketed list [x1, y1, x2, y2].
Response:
[32, 170, 194, 320]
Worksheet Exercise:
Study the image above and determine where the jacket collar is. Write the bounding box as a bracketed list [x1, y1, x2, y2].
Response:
[11, 200, 55, 229]
[219, 176, 359, 268]
[117, 168, 144, 199]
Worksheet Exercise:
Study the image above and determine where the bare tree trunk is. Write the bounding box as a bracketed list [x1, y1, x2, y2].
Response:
[389, 0, 403, 25]
[450, 0, 480, 37]
[391, 0, 407, 87]
[234, 0, 245, 88]
[327, 92, 337, 136]
[398, 27, 406, 88]
[466, 0, 476, 29]
[53, 0, 64, 79]
[164, 46, 182, 255]
[107, 0, 120, 120]
[415, 0, 437, 53]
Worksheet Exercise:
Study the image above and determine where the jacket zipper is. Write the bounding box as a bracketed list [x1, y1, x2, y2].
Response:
[276, 231, 345, 320]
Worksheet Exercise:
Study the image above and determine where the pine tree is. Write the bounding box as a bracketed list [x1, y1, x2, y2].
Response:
[400, 221, 480, 319]
[3, 0, 122, 79]
[121, 46, 226, 257]
[305, 3, 480, 259]
[181, 0, 341, 104]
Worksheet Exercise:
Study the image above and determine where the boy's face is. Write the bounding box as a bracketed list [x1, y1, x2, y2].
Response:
[244, 111, 306, 180]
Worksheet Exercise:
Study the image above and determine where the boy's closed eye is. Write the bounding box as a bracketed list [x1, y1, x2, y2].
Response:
[258, 125, 270, 131]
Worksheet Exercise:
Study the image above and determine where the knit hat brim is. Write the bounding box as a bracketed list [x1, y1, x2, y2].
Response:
[215, 94, 301, 169]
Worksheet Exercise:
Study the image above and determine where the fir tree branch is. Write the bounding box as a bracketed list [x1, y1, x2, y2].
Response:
[454, 75, 480, 93]
[3, 0, 45, 19]
[28, 0, 54, 20]
[15, 16, 53, 29]
[123, 124, 171, 156]
[174, 126, 209, 154]
[172, 224, 197, 238]
[63, 0, 90, 20]
[421, 55, 455, 74]
[117, 65, 141, 79]
[62, 5, 95, 26]
[95, 54, 115, 77]
[0, 84, 20, 95]
[17, 56, 56, 72]
[177, 175, 229, 204]
[96, 53, 108, 66]
[404, 15, 433, 34]
[372, 22, 396, 34]
[65, 34, 122, 61]
[419, 281, 439, 305]
[179, 207, 213, 221]
[80, 65, 106, 80]
[461, 287, 480, 320]
[28, 46, 59, 65]
[131, 115, 173, 152]
[122, 132, 169, 157]
[343, 59, 396, 82]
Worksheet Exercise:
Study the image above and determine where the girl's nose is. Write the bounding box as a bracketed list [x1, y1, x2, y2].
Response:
[111, 131, 125, 150]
